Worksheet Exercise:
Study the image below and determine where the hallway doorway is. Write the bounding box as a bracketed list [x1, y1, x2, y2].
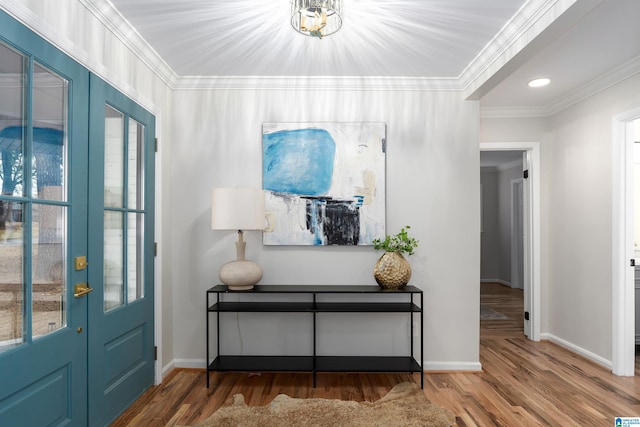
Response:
[480, 151, 525, 340]
[480, 142, 540, 341]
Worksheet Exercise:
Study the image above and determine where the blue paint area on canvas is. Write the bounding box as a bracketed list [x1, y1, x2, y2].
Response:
[305, 198, 326, 245]
[263, 128, 336, 196]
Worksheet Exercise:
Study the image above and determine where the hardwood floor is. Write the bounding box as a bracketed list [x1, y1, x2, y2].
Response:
[112, 283, 640, 426]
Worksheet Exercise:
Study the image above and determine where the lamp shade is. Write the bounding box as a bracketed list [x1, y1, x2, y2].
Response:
[211, 188, 265, 231]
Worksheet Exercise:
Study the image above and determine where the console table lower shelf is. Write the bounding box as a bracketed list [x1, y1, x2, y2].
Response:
[206, 285, 424, 388]
[209, 355, 422, 374]
[207, 356, 423, 387]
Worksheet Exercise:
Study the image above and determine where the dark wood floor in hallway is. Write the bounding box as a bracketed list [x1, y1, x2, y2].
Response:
[112, 283, 640, 426]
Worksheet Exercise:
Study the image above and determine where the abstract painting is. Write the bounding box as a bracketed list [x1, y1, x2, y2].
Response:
[262, 122, 386, 246]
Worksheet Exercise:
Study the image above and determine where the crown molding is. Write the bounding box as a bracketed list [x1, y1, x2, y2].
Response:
[172, 75, 463, 91]
[480, 54, 640, 118]
[460, 0, 579, 98]
[544, 54, 640, 116]
[79, 0, 177, 87]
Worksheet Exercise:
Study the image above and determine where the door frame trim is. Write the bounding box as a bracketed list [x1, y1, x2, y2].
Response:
[612, 108, 640, 376]
[480, 142, 540, 341]
[153, 118, 163, 384]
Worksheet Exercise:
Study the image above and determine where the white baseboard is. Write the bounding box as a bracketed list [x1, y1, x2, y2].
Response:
[173, 358, 207, 370]
[422, 361, 482, 372]
[162, 359, 176, 378]
[541, 333, 612, 370]
[481, 278, 512, 287]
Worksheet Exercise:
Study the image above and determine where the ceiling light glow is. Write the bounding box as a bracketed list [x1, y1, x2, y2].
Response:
[528, 78, 551, 88]
[291, 0, 343, 39]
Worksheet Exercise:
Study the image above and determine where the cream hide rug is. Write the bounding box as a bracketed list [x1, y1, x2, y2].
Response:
[181, 382, 455, 427]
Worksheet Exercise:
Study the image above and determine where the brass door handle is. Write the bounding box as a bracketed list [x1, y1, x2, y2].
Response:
[74, 283, 93, 298]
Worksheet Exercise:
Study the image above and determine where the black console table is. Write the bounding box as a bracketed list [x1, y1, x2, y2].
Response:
[206, 284, 423, 388]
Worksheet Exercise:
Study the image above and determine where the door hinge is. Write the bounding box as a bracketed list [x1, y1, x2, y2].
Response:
[154, 137, 158, 153]
[523, 170, 529, 179]
[154, 346, 157, 361]
[154, 242, 158, 257]
[524, 311, 530, 320]
[631, 259, 636, 267]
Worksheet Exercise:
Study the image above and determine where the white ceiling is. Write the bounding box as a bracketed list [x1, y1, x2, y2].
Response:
[108, 0, 524, 78]
[107, 0, 640, 114]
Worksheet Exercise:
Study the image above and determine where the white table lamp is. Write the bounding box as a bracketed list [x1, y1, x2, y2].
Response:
[211, 187, 265, 290]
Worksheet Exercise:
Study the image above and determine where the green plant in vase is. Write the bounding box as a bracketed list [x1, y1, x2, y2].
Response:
[372, 225, 418, 255]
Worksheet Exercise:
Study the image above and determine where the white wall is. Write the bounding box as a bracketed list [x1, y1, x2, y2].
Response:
[170, 89, 482, 369]
[546, 73, 640, 361]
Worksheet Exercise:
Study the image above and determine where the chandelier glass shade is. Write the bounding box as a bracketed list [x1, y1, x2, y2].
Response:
[291, 0, 343, 39]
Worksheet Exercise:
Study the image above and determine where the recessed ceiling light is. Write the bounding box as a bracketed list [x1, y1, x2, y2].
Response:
[528, 78, 551, 88]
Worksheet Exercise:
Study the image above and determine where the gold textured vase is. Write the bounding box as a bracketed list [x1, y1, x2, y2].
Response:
[373, 252, 412, 289]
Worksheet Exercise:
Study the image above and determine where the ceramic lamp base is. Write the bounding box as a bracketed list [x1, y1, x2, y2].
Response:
[219, 259, 263, 290]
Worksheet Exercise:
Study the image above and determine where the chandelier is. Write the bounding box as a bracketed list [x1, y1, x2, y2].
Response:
[291, 0, 343, 39]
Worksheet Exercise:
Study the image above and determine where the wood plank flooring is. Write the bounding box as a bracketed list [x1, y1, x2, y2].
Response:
[112, 283, 640, 426]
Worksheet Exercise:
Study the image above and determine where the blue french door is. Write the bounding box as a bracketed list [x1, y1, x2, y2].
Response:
[87, 74, 156, 426]
[0, 11, 90, 426]
[0, 10, 155, 426]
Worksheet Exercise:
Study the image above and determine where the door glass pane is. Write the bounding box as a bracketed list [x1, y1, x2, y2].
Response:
[32, 63, 67, 202]
[0, 203, 24, 351]
[33, 203, 66, 338]
[104, 211, 124, 311]
[104, 109, 146, 310]
[105, 105, 124, 208]
[127, 213, 143, 303]
[0, 43, 25, 198]
[126, 117, 145, 304]
[31, 62, 68, 339]
[128, 118, 144, 210]
[0, 43, 26, 352]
